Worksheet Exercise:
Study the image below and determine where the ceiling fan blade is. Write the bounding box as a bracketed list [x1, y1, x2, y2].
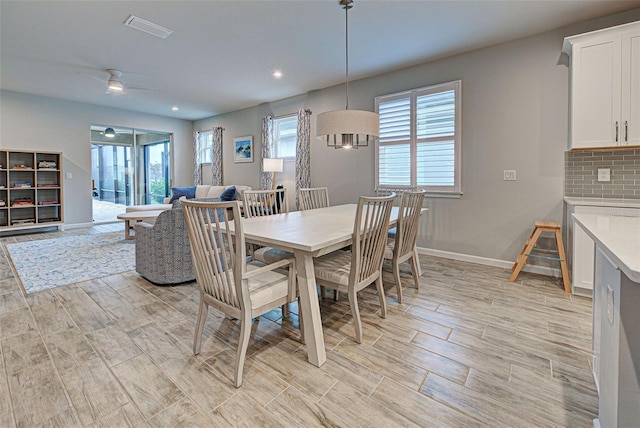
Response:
[78, 71, 108, 83]
[126, 84, 156, 91]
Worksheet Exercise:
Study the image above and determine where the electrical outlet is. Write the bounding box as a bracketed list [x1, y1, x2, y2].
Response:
[503, 170, 516, 181]
[66, 172, 72, 179]
[598, 168, 611, 182]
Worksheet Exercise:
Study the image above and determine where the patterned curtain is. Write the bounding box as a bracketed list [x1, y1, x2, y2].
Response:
[296, 109, 312, 208]
[193, 131, 201, 186]
[211, 126, 223, 186]
[261, 116, 274, 190]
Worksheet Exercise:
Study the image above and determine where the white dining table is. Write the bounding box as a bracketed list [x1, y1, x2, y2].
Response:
[234, 203, 428, 367]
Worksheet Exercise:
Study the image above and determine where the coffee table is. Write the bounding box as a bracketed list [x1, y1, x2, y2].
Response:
[116, 210, 165, 240]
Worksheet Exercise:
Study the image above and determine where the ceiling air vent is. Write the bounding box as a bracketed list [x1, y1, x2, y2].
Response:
[124, 15, 173, 39]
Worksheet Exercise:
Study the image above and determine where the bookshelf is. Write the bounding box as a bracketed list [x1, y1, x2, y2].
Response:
[0, 149, 63, 231]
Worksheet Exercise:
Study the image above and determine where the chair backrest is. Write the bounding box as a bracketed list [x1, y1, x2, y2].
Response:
[375, 186, 417, 206]
[243, 188, 289, 218]
[351, 194, 395, 285]
[182, 200, 248, 312]
[298, 187, 330, 211]
[394, 190, 426, 258]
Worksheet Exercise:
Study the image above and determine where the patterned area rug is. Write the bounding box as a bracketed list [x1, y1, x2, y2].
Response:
[6, 232, 135, 294]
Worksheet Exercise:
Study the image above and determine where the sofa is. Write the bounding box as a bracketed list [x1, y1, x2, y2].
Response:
[126, 184, 251, 215]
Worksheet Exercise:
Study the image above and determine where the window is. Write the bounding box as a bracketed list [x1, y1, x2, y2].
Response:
[273, 115, 297, 158]
[375, 80, 461, 195]
[198, 130, 213, 163]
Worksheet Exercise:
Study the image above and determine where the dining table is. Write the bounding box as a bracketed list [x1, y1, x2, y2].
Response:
[230, 203, 428, 367]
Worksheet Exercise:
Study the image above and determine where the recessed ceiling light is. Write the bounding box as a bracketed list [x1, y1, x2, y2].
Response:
[171, 106, 179, 111]
[273, 70, 283, 79]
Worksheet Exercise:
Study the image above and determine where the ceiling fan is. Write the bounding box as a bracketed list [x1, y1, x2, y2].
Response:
[82, 69, 155, 94]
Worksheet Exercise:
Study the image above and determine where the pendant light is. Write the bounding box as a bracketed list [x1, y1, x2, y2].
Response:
[316, 0, 379, 149]
[104, 127, 116, 138]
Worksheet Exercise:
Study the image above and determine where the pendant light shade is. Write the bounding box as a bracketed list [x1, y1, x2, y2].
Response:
[316, 0, 379, 149]
[104, 127, 116, 138]
[316, 110, 378, 149]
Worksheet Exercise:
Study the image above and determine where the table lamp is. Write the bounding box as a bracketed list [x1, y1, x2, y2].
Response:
[263, 158, 283, 190]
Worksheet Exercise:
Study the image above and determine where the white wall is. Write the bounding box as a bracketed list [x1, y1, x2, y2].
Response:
[195, 10, 640, 262]
[0, 91, 193, 225]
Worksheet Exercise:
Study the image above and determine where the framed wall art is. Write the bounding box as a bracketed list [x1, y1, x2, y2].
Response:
[234, 136, 253, 163]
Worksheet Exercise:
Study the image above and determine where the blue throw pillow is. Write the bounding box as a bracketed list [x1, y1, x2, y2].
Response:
[169, 186, 196, 203]
[220, 186, 236, 202]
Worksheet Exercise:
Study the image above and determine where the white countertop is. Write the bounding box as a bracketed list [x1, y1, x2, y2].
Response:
[572, 213, 640, 283]
[565, 197, 640, 209]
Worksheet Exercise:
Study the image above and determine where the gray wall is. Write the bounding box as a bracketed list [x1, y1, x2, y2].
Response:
[0, 91, 193, 225]
[195, 10, 640, 263]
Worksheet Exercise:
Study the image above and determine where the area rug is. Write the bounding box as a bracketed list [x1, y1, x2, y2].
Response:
[6, 232, 135, 294]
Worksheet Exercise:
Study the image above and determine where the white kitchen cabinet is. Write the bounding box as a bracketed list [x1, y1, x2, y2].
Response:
[563, 21, 640, 149]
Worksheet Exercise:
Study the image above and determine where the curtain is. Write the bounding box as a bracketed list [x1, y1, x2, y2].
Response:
[296, 109, 312, 208]
[211, 126, 223, 186]
[261, 116, 274, 190]
[192, 131, 201, 186]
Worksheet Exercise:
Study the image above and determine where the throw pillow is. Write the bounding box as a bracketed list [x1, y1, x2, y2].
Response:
[169, 186, 196, 203]
[220, 186, 236, 202]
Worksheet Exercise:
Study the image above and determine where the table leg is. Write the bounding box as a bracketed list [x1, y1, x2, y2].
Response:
[124, 220, 134, 240]
[295, 251, 326, 367]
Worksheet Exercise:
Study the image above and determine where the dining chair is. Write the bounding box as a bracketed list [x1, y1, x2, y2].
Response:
[243, 188, 289, 218]
[312, 194, 395, 343]
[298, 187, 330, 211]
[383, 190, 426, 303]
[181, 199, 300, 387]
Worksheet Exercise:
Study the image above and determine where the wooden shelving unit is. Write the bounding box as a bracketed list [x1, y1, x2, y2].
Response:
[0, 149, 63, 232]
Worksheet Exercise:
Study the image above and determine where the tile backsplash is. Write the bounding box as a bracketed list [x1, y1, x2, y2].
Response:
[565, 148, 640, 199]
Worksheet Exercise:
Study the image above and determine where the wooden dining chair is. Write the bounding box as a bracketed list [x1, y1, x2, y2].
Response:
[298, 187, 330, 211]
[383, 190, 426, 303]
[243, 188, 289, 218]
[312, 194, 395, 343]
[181, 199, 300, 387]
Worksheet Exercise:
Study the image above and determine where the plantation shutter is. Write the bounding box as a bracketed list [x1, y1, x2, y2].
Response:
[376, 80, 461, 194]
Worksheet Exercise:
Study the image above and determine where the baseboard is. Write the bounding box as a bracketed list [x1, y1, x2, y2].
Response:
[64, 222, 94, 230]
[416, 246, 562, 278]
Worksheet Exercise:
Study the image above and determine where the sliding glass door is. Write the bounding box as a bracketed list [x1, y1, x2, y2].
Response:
[91, 125, 172, 222]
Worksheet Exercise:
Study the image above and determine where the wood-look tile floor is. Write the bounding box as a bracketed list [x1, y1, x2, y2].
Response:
[0, 225, 597, 427]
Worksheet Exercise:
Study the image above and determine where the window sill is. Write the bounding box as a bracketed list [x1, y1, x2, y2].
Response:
[424, 191, 463, 199]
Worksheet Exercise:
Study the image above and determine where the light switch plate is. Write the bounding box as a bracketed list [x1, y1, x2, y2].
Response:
[598, 168, 611, 182]
[504, 170, 516, 181]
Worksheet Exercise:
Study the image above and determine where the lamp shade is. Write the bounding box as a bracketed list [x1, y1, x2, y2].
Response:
[104, 127, 116, 138]
[316, 109, 379, 149]
[262, 157, 283, 173]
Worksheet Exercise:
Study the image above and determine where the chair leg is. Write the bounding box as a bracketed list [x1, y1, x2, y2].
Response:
[333, 289, 339, 301]
[298, 297, 305, 344]
[413, 246, 422, 277]
[376, 276, 387, 319]
[348, 288, 363, 344]
[320, 285, 327, 299]
[410, 255, 420, 290]
[282, 304, 288, 316]
[193, 298, 208, 355]
[392, 259, 403, 304]
[234, 312, 252, 388]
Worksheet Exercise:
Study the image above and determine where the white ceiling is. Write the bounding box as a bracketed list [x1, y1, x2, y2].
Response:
[1, 1, 638, 121]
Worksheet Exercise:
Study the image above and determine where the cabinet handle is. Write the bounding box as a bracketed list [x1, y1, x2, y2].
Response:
[625, 120, 628, 143]
[615, 121, 619, 143]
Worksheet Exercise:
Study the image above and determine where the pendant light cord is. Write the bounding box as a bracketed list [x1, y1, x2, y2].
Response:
[344, 0, 350, 110]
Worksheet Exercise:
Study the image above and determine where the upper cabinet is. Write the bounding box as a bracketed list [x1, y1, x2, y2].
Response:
[563, 21, 640, 150]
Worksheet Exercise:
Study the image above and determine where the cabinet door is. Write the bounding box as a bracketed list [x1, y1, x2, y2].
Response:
[571, 36, 621, 149]
[621, 28, 640, 147]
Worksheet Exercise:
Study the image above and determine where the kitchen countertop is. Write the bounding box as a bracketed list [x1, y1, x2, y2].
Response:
[572, 213, 640, 283]
[564, 197, 640, 208]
